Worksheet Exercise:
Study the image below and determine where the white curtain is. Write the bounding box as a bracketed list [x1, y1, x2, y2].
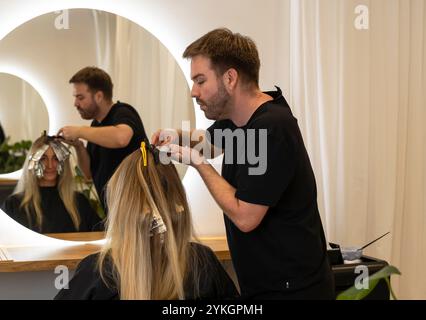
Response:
[277, 0, 425, 299]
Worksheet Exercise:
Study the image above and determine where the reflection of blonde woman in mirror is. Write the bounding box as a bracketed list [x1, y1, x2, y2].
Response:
[1, 133, 101, 233]
[55, 145, 239, 300]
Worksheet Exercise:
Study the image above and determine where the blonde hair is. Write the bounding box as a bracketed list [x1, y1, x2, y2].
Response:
[98, 149, 199, 300]
[14, 136, 81, 231]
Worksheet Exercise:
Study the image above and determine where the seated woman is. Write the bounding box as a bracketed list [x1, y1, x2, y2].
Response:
[1, 133, 101, 233]
[55, 143, 239, 300]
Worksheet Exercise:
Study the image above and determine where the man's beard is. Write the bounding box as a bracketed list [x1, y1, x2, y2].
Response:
[197, 83, 231, 120]
[78, 100, 99, 120]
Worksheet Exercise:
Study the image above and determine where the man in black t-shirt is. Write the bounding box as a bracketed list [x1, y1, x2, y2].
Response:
[152, 29, 335, 299]
[58, 67, 147, 210]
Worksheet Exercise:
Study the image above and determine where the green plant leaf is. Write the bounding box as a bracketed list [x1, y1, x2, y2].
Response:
[336, 265, 401, 300]
[82, 189, 90, 198]
[89, 198, 105, 219]
[96, 205, 106, 219]
[0, 138, 32, 173]
[74, 165, 84, 178]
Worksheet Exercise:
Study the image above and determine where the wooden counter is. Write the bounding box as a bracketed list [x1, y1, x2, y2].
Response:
[46, 231, 105, 241]
[0, 178, 18, 185]
[0, 178, 18, 204]
[0, 232, 230, 272]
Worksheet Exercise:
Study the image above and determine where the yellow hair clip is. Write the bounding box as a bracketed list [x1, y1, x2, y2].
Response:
[140, 141, 147, 167]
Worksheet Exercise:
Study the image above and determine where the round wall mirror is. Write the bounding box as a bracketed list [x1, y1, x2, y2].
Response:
[0, 9, 195, 238]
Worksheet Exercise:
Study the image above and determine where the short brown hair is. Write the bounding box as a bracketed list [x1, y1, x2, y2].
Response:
[69, 67, 113, 101]
[183, 28, 260, 87]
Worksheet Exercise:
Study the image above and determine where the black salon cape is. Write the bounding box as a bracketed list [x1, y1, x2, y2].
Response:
[1, 186, 102, 233]
[55, 243, 239, 300]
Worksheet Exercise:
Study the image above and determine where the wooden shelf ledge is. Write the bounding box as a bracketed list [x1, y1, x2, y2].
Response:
[0, 232, 230, 272]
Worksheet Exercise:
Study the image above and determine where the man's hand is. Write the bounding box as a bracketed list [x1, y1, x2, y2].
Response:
[151, 128, 180, 146]
[168, 144, 207, 167]
[58, 126, 82, 142]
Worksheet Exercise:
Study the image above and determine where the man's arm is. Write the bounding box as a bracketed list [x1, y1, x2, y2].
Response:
[196, 162, 268, 232]
[168, 144, 268, 232]
[58, 124, 133, 149]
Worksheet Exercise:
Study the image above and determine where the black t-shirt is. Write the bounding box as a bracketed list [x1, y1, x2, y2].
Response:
[54, 242, 239, 300]
[87, 102, 148, 208]
[1, 187, 102, 233]
[207, 87, 334, 299]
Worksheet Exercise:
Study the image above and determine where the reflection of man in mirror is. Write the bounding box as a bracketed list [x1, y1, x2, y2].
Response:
[152, 29, 334, 300]
[58, 67, 148, 210]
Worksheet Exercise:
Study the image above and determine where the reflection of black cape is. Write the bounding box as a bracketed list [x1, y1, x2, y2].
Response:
[1, 186, 102, 233]
[55, 243, 239, 300]
[0, 123, 5, 145]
